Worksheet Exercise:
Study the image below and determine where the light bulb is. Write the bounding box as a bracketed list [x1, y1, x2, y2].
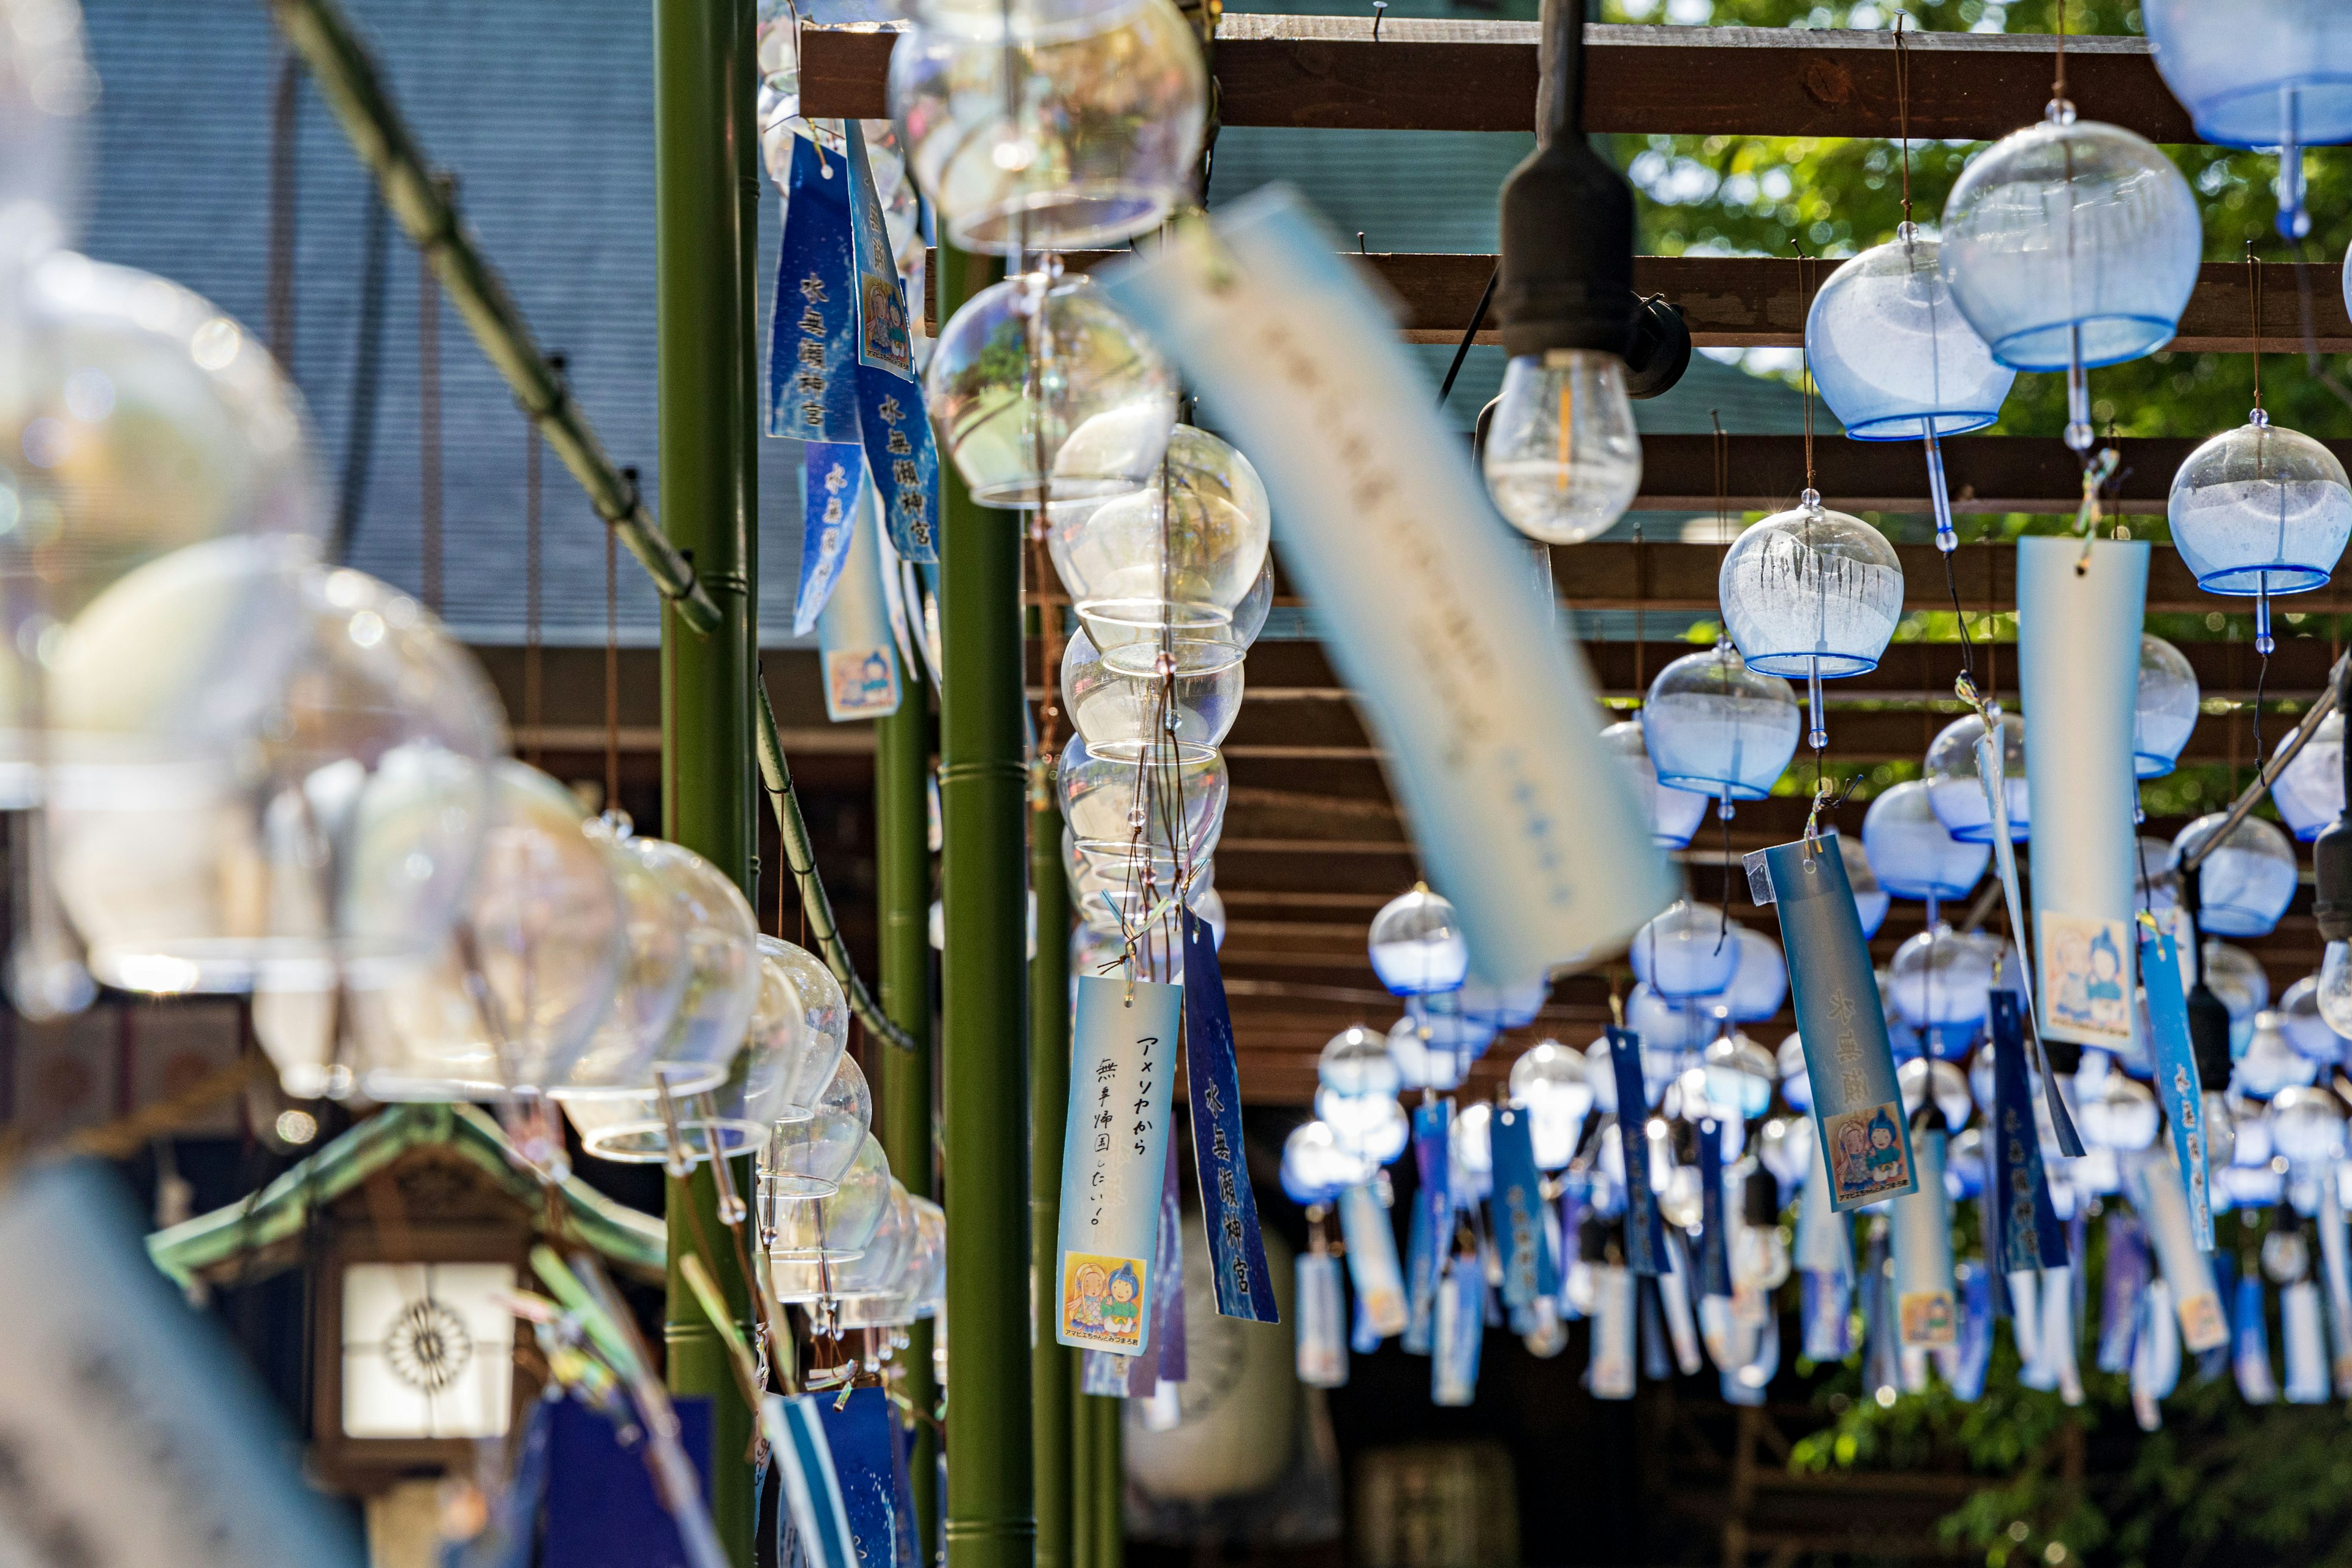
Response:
[2321, 940, 2352, 1039]
[1482, 350, 1641, 545]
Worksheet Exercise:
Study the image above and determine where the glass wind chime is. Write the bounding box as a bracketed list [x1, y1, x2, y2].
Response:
[2145, 0, 2352, 242]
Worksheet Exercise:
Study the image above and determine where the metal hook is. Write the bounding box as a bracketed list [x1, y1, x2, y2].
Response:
[1371, 0, 1386, 39]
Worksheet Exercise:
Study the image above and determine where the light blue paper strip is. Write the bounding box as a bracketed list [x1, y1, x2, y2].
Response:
[1890, 1127, 1956, 1348]
[2124, 1148, 2228, 1354]
[818, 476, 903, 721]
[1430, 1256, 1483, 1406]
[2320, 1176, 2352, 1395]
[796, 442, 864, 635]
[1762, 833, 1917, 1210]
[1096, 189, 1675, 987]
[1338, 1181, 1409, 1338]
[1589, 1264, 1637, 1400]
[2016, 535, 2148, 1054]
[1055, 974, 1180, 1354]
[767, 1393, 858, 1568]
[2285, 1281, 2331, 1403]
[2136, 920, 2214, 1249]
[1295, 1252, 1349, 1387]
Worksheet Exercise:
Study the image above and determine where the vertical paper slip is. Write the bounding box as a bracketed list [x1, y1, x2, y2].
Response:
[2137, 920, 2214, 1250]
[1295, 1253, 1349, 1387]
[1182, 909, 1278, 1322]
[1337, 1182, 1409, 1336]
[1430, 1257, 1483, 1406]
[0, 1166, 365, 1566]
[816, 1387, 901, 1568]
[767, 132, 860, 444]
[818, 477, 902, 721]
[1758, 833, 1917, 1210]
[1607, 1027, 1667, 1275]
[1695, 1117, 1731, 1300]
[2125, 1150, 2230, 1353]
[766, 1393, 859, 1568]
[842, 122, 939, 563]
[1123, 1139, 1188, 1396]
[1989, 993, 2070, 1270]
[1096, 187, 1676, 987]
[1056, 974, 1180, 1355]
[2016, 535, 2148, 1053]
[1491, 1103, 1556, 1308]
[1589, 1265, 1637, 1400]
[796, 442, 864, 635]
[1408, 1099, 1453, 1335]
[1891, 1128, 1958, 1348]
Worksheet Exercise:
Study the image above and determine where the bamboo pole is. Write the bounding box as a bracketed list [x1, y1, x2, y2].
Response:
[1031, 780, 1074, 1568]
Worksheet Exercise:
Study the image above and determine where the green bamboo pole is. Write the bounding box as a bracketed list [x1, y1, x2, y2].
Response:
[937, 236, 1035, 1568]
[874, 657, 939, 1555]
[1030, 782, 1073, 1568]
[1068, 1377, 1096, 1568]
[1092, 1394, 1123, 1568]
[655, 0, 756, 1554]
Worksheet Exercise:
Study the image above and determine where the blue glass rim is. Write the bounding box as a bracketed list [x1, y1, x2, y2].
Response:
[1941, 820, 2025, 845]
[1653, 769, 1776, 801]
[2186, 561, 2335, 596]
[1989, 314, 2177, 372]
[2134, 750, 2176, 780]
[2293, 821, 2325, 844]
[1841, 409, 2003, 441]
[2186, 77, 2352, 148]
[1741, 650, 1880, 679]
[1878, 879, 1981, 902]
[2195, 905, 2277, 938]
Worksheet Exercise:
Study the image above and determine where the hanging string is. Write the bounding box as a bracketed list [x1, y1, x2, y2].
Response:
[419, 252, 443, 616]
[1631, 518, 1646, 699]
[1893, 13, 1912, 228]
[2251, 244, 2266, 415]
[2251, 247, 2271, 758]
[1793, 243, 1817, 499]
[2052, 0, 2067, 105]
[524, 385, 545, 769]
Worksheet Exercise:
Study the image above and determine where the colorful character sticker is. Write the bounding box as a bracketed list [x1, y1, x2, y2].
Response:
[1060, 1253, 1148, 1351]
[1825, 1102, 1913, 1204]
[2040, 911, 2134, 1047]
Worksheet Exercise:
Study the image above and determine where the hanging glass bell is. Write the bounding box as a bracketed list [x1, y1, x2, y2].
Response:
[2133, 633, 2201, 780]
[759, 937, 853, 1120]
[1279, 1120, 1374, 1204]
[1923, 710, 2027, 843]
[2204, 938, 2270, 1055]
[1861, 778, 1990, 904]
[766, 1133, 895, 1262]
[1057, 732, 1226, 859]
[1319, 1088, 1409, 1166]
[1626, 980, 1712, 1055]
[1630, 900, 1736, 1000]
[1062, 624, 1242, 760]
[2171, 812, 2299, 938]
[1715, 925, 1787, 1023]
[1509, 1040, 1593, 1171]
[778, 1180, 920, 1307]
[888, 0, 1206, 254]
[1366, 884, 1468, 996]
[1600, 718, 1709, 850]
[1319, 1023, 1401, 1097]
[2144, 0, 2352, 239]
[1804, 223, 2016, 549]
[1776, 1033, 1812, 1113]
[2273, 710, 2345, 841]
[1385, 1017, 1471, 1093]
[1887, 924, 1998, 1030]
[2236, 1012, 2319, 1099]
[1047, 424, 1272, 674]
[2168, 412, 2352, 654]
[924, 268, 1177, 508]
[1939, 101, 2199, 447]
[46, 542, 503, 995]
[1717, 492, 1903, 748]
[2277, 974, 2348, 1065]
[766, 1052, 877, 1198]
[1639, 640, 1800, 807]
[1841, 832, 1891, 938]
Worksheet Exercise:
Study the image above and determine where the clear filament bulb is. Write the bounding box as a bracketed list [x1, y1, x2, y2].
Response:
[1482, 350, 1641, 545]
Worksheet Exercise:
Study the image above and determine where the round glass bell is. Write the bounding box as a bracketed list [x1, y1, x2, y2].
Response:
[2277, 974, 2348, 1065]
[1319, 1087, 1409, 1166]
[1701, 1033, 1776, 1120]
[2134, 633, 2200, 780]
[1626, 980, 1712, 1055]
[1063, 830, 1215, 940]
[1758, 1114, 1811, 1187]
[1510, 1040, 1593, 1166]
[924, 268, 1176, 508]
[1888, 924, 1997, 1028]
[2168, 413, 2352, 651]
[1460, 975, 1547, 1030]
[833, 1191, 934, 1327]
[2144, 0, 2352, 238]
[1367, 885, 1468, 996]
[1480, 350, 1642, 545]
[1320, 1023, 1401, 1097]
[1861, 779, 1989, 903]
[2236, 1012, 2319, 1099]
[1717, 492, 1904, 746]
[1062, 625, 1242, 761]
[1280, 1120, 1373, 1205]
[766, 1051, 876, 1198]
[1048, 425, 1272, 671]
[1776, 1032, 1812, 1113]
[1716, 925, 1787, 1023]
[2272, 710, 2344, 841]
[1923, 710, 2027, 843]
[1601, 718, 1709, 850]
[772, 1180, 917, 1305]
[2171, 812, 2298, 938]
[1057, 732, 1226, 857]
[536, 814, 693, 1096]
[766, 1133, 894, 1262]
[47, 545, 503, 994]
[1895, 1056, 1973, 1133]
[760, 937, 853, 1120]
[1806, 224, 2014, 440]
[276, 760, 626, 1104]
[1639, 640, 1800, 805]
[1385, 1016, 1471, 1093]
[1840, 831, 1891, 938]
[1938, 111, 2201, 371]
[2203, 938, 2271, 1044]
[888, 0, 1206, 254]
[1630, 901, 1736, 1000]
[2075, 1065, 2160, 1150]
[2268, 1084, 2348, 1166]
[554, 834, 761, 1147]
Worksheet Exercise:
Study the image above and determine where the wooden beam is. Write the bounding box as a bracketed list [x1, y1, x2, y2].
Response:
[802, 19, 2197, 140]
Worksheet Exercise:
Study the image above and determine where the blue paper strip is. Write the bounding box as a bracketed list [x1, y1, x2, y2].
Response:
[1607, 1027, 1667, 1275]
[1696, 1117, 1731, 1300]
[1952, 1263, 1993, 1401]
[1337, 1182, 1408, 1338]
[1124, 1137, 1186, 1396]
[817, 1387, 900, 1568]
[1182, 909, 1277, 1322]
[817, 476, 903, 721]
[2234, 1267, 2280, 1404]
[1401, 1191, 1435, 1353]
[889, 1417, 919, 1568]
[844, 123, 938, 564]
[769, 1394, 857, 1568]
[769, 134, 861, 444]
[796, 442, 863, 635]
[1056, 974, 1179, 1354]
[1990, 993, 2070, 1270]
[1761, 833, 1917, 1210]
[1490, 1103, 1556, 1308]
[1350, 1279, 1382, 1354]
[1410, 1099, 1452, 1328]
[1295, 1251, 1349, 1387]
[1431, 1254, 1483, 1406]
[2137, 918, 2214, 1250]
[2098, 1210, 2150, 1373]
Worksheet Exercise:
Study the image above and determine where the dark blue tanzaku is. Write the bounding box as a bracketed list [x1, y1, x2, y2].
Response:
[1696, 1117, 1731, 1299]
[816, 1387, 900, 1568]
[1754, 833, 1917, 1210]
[1182, 908, 1277, 1321]
[1408, 1100, 1452, 1332]
[795, 442, 864, 633]
[1607, 1026, 1666, 1275]
[1990, 992, 2070, 1270]
[768, 133, 860, 445]
[1490, 1103, 1556, 1308]
[843, 123, 938, 564]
